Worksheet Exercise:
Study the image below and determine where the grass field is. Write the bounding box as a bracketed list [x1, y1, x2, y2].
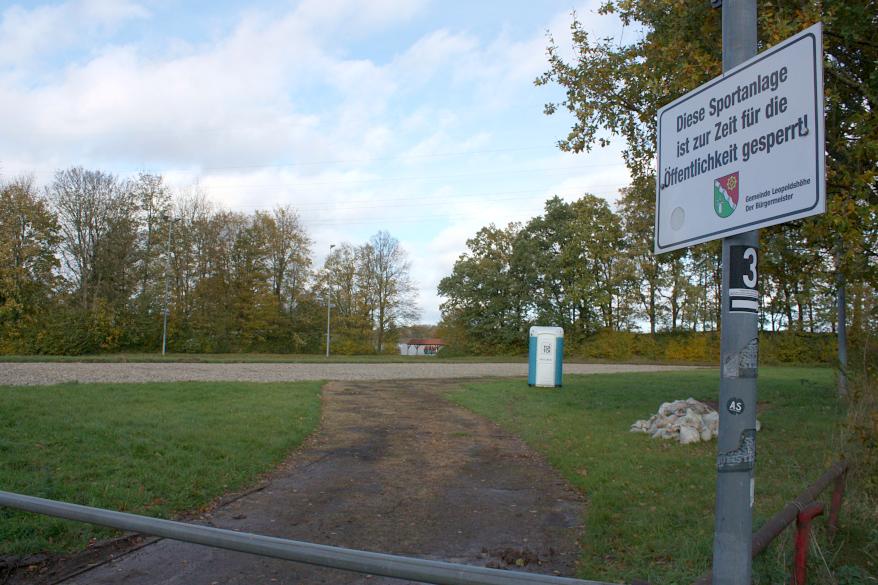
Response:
[449, 367, 875, 585]
[0, 381, 321, 556]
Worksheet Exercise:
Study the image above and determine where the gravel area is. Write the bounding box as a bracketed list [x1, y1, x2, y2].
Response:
[0, 362, 699, 386]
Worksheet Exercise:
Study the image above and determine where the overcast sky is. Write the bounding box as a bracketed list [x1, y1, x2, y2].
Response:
[1, 0, 634, 324]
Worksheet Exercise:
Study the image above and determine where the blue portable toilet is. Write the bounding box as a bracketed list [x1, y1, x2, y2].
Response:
[528, 326, 564, 387]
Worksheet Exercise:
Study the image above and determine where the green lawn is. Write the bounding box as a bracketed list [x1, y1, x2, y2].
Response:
[0, 381, 321, 555]
[448, 367, 874, 585]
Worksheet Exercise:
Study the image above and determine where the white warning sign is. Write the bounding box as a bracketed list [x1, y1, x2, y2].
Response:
[655, 23, 825, 253]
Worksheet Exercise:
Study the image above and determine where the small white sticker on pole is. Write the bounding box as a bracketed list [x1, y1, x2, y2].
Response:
[654, 22, 825, 254]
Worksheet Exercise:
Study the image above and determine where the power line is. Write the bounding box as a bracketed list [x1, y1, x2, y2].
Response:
[23, 161, 627, 192]
[13, 146, 626, 181]
[197, 145, 565, 171]
[293, 189, 628, 227]
[11, 144, 597, 176]
[192, 162, 628, 191]
[237, 188, 575, 210]
[230, 183, 628, 213]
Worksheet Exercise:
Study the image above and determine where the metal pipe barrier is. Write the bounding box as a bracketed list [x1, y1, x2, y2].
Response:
[0, 490, 620, 585]
[792, 502, 823, 585]
[692, 460, 849, 585]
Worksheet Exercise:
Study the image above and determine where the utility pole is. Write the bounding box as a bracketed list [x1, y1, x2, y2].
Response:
[161, 215, 177, 356]
[325, 243, 335, 358]
[712, 1, 759, 584]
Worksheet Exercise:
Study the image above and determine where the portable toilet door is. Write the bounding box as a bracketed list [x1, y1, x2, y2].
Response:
[528, 326, 564, 387]
[535, 332, 557, 386]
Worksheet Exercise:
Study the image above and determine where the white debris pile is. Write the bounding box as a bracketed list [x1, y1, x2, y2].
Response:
[630, 398, 720, 445]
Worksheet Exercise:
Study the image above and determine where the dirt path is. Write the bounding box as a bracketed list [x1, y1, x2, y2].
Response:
[30, 379, 587, 584]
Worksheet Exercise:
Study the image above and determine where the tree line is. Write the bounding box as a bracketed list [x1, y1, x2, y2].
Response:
[438, 181, 875, 355]
[440, 0, 874, 363]
[0, 168, 418, 355]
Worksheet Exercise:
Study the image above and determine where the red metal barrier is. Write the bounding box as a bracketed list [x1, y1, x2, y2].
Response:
[692, 460, 848, 585]
[792, 502, 823, 585]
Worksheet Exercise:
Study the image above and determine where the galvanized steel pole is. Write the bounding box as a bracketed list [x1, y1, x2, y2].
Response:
[0, 491, 616, 585]
[712, 2, 759, 584]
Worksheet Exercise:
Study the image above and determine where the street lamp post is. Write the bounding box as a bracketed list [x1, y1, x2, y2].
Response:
[325, 244, 335, 358]
[161, 215, 178, 356]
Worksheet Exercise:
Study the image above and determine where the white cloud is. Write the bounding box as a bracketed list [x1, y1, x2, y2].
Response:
[0, 0, 427, 175]
[392, 29, 478, 87]
[289, 0, 427, 39]
[0, 0, 148, 65]
[0, 1, 640, 324]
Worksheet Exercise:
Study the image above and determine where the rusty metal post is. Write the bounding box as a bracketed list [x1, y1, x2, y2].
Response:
[791, 502, 823, 585]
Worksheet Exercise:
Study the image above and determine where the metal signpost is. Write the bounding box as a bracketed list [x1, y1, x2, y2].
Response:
[654, 5, 824, 583]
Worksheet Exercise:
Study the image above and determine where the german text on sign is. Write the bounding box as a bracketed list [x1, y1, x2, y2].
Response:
[654, 23, 825, 253]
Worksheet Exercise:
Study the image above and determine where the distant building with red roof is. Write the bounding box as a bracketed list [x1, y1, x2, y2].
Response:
[398, 338, 445, 356]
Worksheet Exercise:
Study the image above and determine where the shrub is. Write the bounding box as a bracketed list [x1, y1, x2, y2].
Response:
[760, 332, 836, 365]
[436, 344, 471, 359]
[579, 330, 637, 361]
[662, 332, 719, 363]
